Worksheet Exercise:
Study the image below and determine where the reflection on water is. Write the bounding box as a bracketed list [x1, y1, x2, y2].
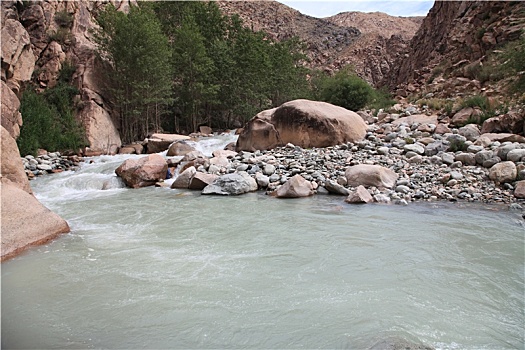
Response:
[1, 147, 524, 349]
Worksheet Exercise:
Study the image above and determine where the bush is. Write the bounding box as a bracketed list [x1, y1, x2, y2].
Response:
[17, 64, 86, 156]
[47, 27, 73, 45]
[54, 11, 74, 28]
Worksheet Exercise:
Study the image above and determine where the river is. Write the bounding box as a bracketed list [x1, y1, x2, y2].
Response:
[2, 136, 524, 349]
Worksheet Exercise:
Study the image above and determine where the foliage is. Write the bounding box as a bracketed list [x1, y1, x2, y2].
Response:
[92, 3, 174, 143]
[501, 35, 525, 93]
[17, 63, 86, 156]
[311, 68, 391, 111]
[54, 11, 74, 28]
[47, 27, 73, 45]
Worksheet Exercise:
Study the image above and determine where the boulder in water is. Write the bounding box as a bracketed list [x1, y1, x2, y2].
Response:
[275, 174, 314, 198]
[236, 99, 367, 151]
[345, 185, 374, 204]
[146, 133, 190, 153]
[202, 172, 258, 195]
[115, 154, 168, 188]
[189, 172, 218, 190]
[171, 166, 196, 189]
[1, 182, 70, 261]
[167, 140, 195, 157]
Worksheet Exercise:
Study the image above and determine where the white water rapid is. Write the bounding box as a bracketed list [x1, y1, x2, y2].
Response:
[1, 134, 524, 349]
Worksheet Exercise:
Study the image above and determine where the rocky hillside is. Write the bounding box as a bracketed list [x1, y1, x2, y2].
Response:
[216, 0, 422, 85]
[385, 1, 525, 98]
[2, 0, 125, 155]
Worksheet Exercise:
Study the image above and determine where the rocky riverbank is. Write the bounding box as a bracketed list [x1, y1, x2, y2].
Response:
[22, 152, 83, 179]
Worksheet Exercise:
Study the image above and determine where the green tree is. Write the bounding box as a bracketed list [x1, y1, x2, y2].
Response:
[93, 4, 173, 143]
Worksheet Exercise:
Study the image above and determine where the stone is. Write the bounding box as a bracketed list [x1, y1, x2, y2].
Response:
[189, 172, 218, 190]
[167, 140, 195, 156]
[477, 133, 525, 144]
[392, 114, 438, 126]
[1, 126, 31, 193]
[115, 154, 168, 188]
[209, 156, 230, 168]
[146, 134, 190, 153]
[1, 183, 70, 261]
[236, 99, 367, 151]
[275, 174, 314, 198]
[263, 164, 276, 176]
[199, 125, 212, 135]
[255, 172, 270, 188]
[324, 179, 351, 196]
[404, 143, 425, 155]
[202, 172, 258, 195]
[489, 161, 517, 183]
[345, 185, 373, 204]
[483, 157, 501, 168]
[458, 124, 481, 141]
[171, 166, 196, 189]
[514, 181, 525, 199]
[1, 81, 22, 139]
[441, 153, 455, 165]
[454, 152, 476, 166]
[434, 123, 452, 134]
[481, 111, 524, 135]
[506, 149, 525, 163]
[425, 140, 447, 156]
[452, 107, 482, 126]
[345, 164, 398, 189]
[78, 101, 122, 155]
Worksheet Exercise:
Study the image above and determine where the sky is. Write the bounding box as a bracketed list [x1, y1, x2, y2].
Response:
[277, 1, 435, 18]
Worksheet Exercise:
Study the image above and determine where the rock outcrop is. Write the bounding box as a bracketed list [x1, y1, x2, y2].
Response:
[2, 0, 125, 154]
[1, 183, 70, 262]
[236, 99, 367, 151]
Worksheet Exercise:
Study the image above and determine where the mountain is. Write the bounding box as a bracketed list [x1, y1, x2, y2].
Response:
[216, 0, 422, 85]
[385, 1, 525, 98]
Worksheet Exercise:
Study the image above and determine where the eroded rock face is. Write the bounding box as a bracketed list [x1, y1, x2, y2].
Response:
[115, 154, 168, 188]
[1, 126, 31, 193]
[236, 100, 367, 151]
[1, 81, 23, 139]
[1, 183, 70, 261]
[345, 164, 398, 189]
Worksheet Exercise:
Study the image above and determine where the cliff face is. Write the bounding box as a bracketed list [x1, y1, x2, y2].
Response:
[2, 0, 127, 154]
[217, 0, 422, 85]
[385, 1, 525, 96]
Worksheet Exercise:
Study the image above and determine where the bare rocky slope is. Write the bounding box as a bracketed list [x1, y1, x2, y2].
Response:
[384, 1, 525, 98]
[216, 0, 422, 85]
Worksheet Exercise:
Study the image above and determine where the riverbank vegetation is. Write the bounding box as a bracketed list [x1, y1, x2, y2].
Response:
[91, 1, 392, 143]
[17, 62, 86, 156]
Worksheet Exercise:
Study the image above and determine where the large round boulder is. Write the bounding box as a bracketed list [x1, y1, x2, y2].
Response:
[236, 99, 367, 151]
[345, 164, 398, 189]
[115, 154, 168, 188]
[275, 174, 314, 198]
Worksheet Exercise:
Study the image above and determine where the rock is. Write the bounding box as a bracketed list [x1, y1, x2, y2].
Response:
[255, 172, 270, 188]
[1, 183, 70, 261]
[263, 164, 276, 176]
[146, 134, 190, 153]
[202, 172, 258, 195]
[451, 107, 482, 126]
[345, 164, 398, 189]
[369, 336, 434, 350]
[434, 123, 452, 134]
[345, 185, 373, 203]
[115, 154, 168, 188]
[481, 111, 524, 135]
[458, 124, 481, 141]
[171, 166, 196, 189]
[392, 114, 438, 126]
[78, 101, 122, 155]
[236, 99, 367, 151]
[212, 149, 237, 158]
[199, 125, 212, 135]
[167, 140, 195, 156]
[489, 161, 517, 184]
[454, 152, 476, 166]
[188, 172, 218, 190]
[477, 133, 525, 144]
[507, 149, 525, 163]
[404, 143, 425, 155]
[1, 126, 31, 193]
[1, 81, 22, 139]
[514, 181, 525, 199]
[324, 179, 351, 196]
[425, 140, 447, 156]
[275, 174, 314, 198]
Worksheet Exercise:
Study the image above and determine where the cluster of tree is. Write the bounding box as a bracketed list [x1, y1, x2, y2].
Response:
[92, 1, 393, 144]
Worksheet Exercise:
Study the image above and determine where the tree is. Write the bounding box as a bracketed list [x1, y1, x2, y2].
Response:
[93, 4, 173, 143]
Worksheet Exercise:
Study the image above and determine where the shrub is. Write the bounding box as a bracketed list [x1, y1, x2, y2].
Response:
[54, 11, 74, 28]
[47, 27, 73, 45]
[17, 64, 86, 156]
[318, 69, 374, 111]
